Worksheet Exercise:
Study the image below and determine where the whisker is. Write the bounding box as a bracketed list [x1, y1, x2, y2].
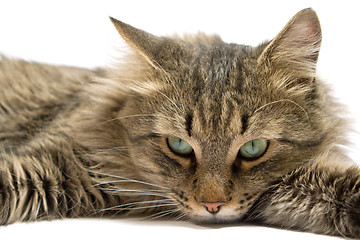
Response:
[107, 193, 169, 198]
[154, 89, 182, 113]
[89, 171, 170, 190]
[97, 187, 168, 194]
[143, 78, 182, 113]
[93, 181, 168, 192]
[99, 203, 178, 212]
[98, 189, 170, 198]
[97, 113, 179, 127]
[114, 199, 174, 208]
[173, 212, 188, 221]
[149, 58, 185, 112]
[253, 99, 310, 121]
[150, 209, 181, 220]
[124, 203, 178, 211]
[91, 146, 129, 153]
[96, 114, 157, 127]
[144, 209, 181, 220]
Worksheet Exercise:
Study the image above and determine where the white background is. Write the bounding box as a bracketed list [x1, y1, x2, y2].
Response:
[0, 0, 359, 239]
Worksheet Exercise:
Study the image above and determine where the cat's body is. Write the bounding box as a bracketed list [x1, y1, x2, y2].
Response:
[1, 8, 360, 238]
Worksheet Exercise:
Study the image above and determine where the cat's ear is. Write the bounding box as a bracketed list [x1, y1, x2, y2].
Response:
[110, 17, 187, 70]
[258, 8, 321, 78]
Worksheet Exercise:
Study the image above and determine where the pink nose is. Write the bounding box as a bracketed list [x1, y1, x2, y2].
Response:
[200, 201, 225, 214]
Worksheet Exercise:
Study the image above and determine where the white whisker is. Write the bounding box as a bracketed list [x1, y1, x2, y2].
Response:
[89, 171, 170, 190]
[123, 203, 178, 211]
[97, 113, 179, 127]
[99, 189, 170, 198]
[145, 209, 181, 220]
[94, 199, 173, 214]
[143, 78, 181, 113]
[253, 99, 310, 121]
[150, 58, 185, 112]
[150, 209, 181, 220]
[115, 199, 174, 208]
[96, 114, 157, 127]
[99, 203, 178, 212]
[97, 187, 167, 194]
[92, 146, 129, 153]
[154, 89, 182, 113]
[173, 212, 188, 221]
[94, 181, 168, 192]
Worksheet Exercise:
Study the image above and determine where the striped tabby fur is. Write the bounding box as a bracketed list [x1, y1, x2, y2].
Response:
[1, 8, 359, 238]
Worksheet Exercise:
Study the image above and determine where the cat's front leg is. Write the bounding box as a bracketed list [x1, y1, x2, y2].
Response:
[0, 145, 114, 225]
[248, 159, 360, 238]
[0, 152, 70, 224]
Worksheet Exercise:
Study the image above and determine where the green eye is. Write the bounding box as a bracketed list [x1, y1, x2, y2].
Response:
[167, 137, 193, 156]
[239, 139, 268, 160]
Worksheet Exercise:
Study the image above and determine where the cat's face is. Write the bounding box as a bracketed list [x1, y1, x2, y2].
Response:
[110, 9, 332, 222]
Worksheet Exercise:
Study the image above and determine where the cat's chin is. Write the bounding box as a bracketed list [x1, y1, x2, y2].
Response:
[188, 211, 244, 224]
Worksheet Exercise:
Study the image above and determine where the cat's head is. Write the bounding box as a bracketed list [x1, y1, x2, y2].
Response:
[105, 9, 342, 222]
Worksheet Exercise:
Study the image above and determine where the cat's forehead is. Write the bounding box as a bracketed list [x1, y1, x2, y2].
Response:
[148, 43, 269, 139]
[170, 43, 252, 98]
[188, 42, 254, 77]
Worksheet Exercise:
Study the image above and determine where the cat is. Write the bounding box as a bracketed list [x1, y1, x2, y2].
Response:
[0, 7, 359, 238]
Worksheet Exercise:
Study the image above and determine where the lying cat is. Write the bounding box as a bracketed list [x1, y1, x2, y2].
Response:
[0, 8, 359, 238]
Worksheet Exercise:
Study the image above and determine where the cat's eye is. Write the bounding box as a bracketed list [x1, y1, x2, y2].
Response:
[239, 139, 269, 160]
[167, 137, 193, 156]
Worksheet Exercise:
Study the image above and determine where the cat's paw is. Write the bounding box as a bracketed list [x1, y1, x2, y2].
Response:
[348, 194, 360, 224]
[340, 192, 360, 238]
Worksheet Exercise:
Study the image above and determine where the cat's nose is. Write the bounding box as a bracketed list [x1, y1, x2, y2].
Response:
[200, 201, 225, 214]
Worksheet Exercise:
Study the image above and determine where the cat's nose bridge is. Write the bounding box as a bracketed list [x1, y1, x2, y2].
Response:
[195, 174, 227, 205]
[194, 156, 230, 207]
[201, 141, 229, 159]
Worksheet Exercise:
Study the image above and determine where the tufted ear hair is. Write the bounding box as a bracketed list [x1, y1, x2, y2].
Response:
[258, 8, 322, 78]
[110, 17, 189, 70]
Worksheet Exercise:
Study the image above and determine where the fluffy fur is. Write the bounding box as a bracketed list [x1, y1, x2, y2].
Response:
[0, 8, 359, 238]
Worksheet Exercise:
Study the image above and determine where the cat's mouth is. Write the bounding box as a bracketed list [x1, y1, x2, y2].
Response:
[172, 198, 247, 223]
[187, 205, 246, 223]
[169, 190, 259, 223]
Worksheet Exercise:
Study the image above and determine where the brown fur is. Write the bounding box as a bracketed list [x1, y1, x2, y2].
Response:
[0, 8, 359, 238]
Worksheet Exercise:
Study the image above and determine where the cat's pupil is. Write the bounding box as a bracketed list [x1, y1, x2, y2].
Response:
[167, 137, 193, 156]
[239, 139, 268, 160]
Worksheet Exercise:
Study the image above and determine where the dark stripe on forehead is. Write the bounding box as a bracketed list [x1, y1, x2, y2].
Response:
[223, 98, 234, 128]
[197, 99, 207, 130]
[241, 114, 249, 135]
[185, 113, 193, 137]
